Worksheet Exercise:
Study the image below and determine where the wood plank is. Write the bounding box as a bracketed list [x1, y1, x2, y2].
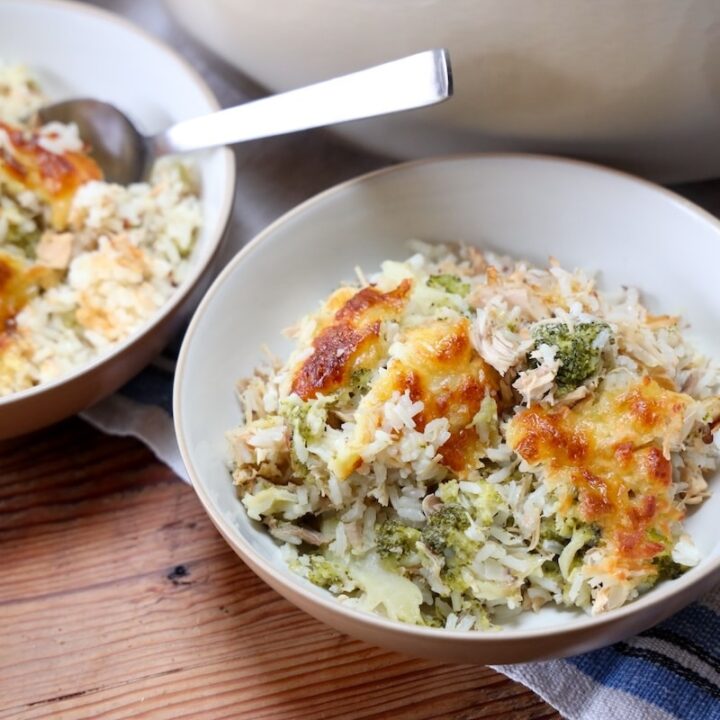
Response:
[0, 419, 560, 719]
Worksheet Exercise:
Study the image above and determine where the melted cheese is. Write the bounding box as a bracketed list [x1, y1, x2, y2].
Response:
[0, 121, 102, 229]
[333, 317, 500, 479]
[507, 376, 692, 577]
[291, 279, 411, 400]
[0, 251, 56, 333]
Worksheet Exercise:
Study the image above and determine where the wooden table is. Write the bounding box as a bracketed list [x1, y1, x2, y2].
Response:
[1, 419, 561, 719]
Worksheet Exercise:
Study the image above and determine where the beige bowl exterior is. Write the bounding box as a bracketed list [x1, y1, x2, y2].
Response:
[175, 155, 720, 664]
[0, 0, 235, 438]
[167, 0, 720, 183]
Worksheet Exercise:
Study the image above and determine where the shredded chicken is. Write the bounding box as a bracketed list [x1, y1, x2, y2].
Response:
[512, 342, 561, 405]
[471, 284, 548, 322]
[682, 467, 710, 505]
[268, 522, 326, 546]
[591, 583, 630, 615]
[344, 520, 365, 551]
[422, 493, 443, 517]
[36, 231, 74, 269]
[555, 385, 590, 407]
[513, 365, 559, 405]
[472, 303, 532, 375]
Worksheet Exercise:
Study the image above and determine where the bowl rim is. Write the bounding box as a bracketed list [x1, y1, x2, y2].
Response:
[175, 152, 720, 642]
[0, 0, 236, 408]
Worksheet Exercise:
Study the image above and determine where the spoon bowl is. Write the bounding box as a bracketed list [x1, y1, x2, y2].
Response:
[39, 98, 149, 184]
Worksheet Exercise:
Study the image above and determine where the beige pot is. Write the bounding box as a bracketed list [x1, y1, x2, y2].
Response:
[167, 0, 720, 182]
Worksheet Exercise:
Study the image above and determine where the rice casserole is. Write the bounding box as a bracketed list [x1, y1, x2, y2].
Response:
[0, 63, 201, 395]
[227, 239, 720, 631]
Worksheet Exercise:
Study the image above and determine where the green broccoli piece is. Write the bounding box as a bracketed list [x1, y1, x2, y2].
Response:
[427, 274, 471, 297]
[570, 523, 602, 569]
[540, 516, 573, 544]
[530, 321, 612, 393]
[281, 400, 313, 442]
[350, 368, 373, 396]
[441, 564, 469, 594]
[420, 611, 446, 629]
[458, 597, 493, 631]
[436, 479, 460, 504]
[420, 504, 482, 594]
[646, 528, 669, 547]
[652, 554, 688, 582]
[421, 503, 471, 556]
[306, 555, 349, 590]
[5, 225, 40, 257]
[541, 560, 562, 579]
[375, 520, 421, 564]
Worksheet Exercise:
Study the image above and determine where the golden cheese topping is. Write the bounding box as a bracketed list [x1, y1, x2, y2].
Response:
[0, 121, 102, 229]
[333, 316, 501, 479]
[0, 251, 56, 335]
[291, 279, 412, 401]
[507, 376, 693, 577]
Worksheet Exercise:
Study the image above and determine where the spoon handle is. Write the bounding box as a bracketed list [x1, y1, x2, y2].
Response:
[151, 49, 452, 156]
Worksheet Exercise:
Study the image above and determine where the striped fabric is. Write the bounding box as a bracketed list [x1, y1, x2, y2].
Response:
[498, 598, 720, 719]
[83, 362, 720, 720]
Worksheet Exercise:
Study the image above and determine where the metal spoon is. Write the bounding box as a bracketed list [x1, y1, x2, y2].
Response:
[38, 49, 452, 184]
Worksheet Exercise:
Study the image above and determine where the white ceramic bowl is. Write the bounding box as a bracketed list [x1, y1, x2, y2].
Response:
[175, 155, 720, 663]
[0, 0, 235, 438]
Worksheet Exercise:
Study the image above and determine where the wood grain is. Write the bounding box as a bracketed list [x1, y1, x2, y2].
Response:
[0, 419, 561, 719]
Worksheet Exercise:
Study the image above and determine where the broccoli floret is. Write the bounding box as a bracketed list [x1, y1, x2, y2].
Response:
[350, 368, 373, 396]
[541, 559, 562, 579]
[540, 516, 574, 543]
[647, 528, 668, 546]
[570, 523, 601, 569]
[531, 321, 612, 393]
[583, 523, 602, 548]
[652, 554, 687, 582]
[441, 564, 469, 594]
[471, 395, 499, 446]
[5, 225, 40, 257]
[420, 611, 446, 629]
[306, 555, 349, 590]
[281, 401, 313, 442]
[420, 505, 482, 594]
[427, 274, 471, 297]
[281, 396, 330, 442]
[436, 479, 460, 504]
[457, 597, 493, 631]
[375, 520, 421, 564]
[421, 503, 471, 556]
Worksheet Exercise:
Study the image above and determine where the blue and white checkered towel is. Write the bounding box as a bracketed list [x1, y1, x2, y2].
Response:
[80, 1, 720, 717]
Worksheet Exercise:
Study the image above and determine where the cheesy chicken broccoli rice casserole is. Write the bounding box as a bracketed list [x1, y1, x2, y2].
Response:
[0, 64, 201, 395]
[228, 244, 720, 631]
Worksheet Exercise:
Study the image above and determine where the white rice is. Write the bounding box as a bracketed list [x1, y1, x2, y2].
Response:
[226, 239, 720, 630]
